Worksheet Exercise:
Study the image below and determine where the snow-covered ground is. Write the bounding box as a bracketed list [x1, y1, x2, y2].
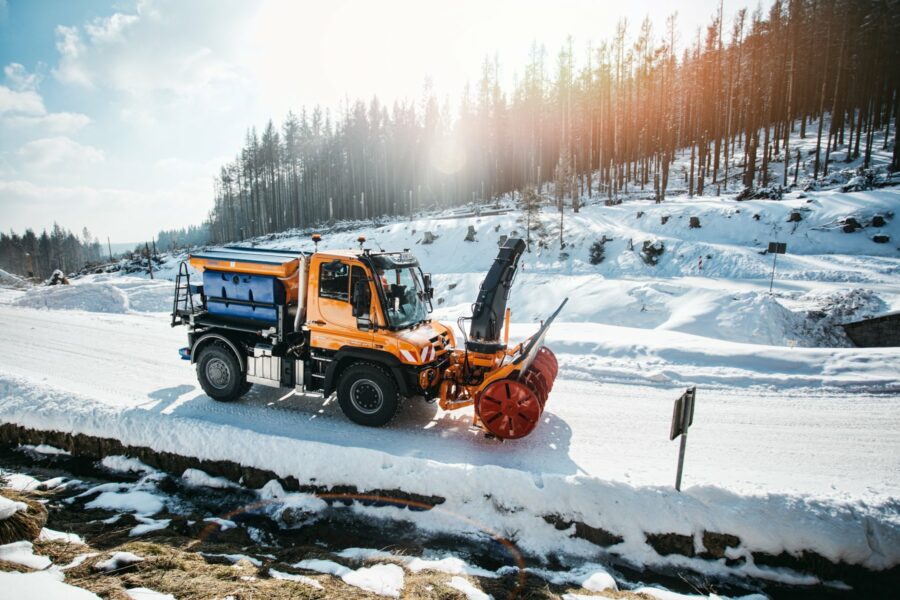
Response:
[1, 135, 899, 589]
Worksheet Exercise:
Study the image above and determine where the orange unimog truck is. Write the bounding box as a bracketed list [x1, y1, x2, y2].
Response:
[171, 237, 565, 440]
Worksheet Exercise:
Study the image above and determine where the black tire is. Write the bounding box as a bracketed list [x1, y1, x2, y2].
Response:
[196, 343, 245, 402]
[336, 362, 400, 427]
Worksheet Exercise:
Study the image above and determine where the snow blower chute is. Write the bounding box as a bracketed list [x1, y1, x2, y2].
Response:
[172, 236, 565, 440]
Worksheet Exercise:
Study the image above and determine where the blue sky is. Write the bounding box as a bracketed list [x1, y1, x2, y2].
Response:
[0, 0, 738, 243]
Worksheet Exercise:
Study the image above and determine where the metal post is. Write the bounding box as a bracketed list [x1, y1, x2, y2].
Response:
[769, 252, 778, 294]
[675, 432, 688, 491]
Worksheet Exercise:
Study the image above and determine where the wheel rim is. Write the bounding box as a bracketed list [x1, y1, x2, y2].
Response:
[349, 378, 384, 415]
[205, 357, 231, 389]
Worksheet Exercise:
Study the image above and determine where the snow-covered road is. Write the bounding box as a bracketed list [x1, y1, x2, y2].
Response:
[1, 304, 897, 503]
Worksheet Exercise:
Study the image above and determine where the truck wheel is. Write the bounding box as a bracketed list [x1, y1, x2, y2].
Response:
[337, 362, 400, 427]
[197, 343, 245, 402]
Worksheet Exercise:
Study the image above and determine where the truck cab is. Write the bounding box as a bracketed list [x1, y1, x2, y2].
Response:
[173, 244, 452, 428]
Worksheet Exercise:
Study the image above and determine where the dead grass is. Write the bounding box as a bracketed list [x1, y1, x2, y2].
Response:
[7, 483, 652, 600]
[0, 488, 47, 544]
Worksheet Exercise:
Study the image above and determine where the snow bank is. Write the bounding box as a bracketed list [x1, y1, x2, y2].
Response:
[0, 540, 53, 569]
[0, 268, 28, 289]
[94, 551, 144, 572]
[14, 282, 130, 313]
[101, 455, 156, 474]
[20, 444, 71, 456]
[447, 576, 491, 600]
[182, 468, 238, 489]
[544, 322, 900, 391]
[39, 527, 85, 545]
[11, 276, 173, 314]
[268, 568, 324, 589]
[258, 480, 327, 528]
[0, 571, 100, 600]
[342, 563, 405, 597]
[294, 559, 404, 597]
[0, 495, 27, 519]
[85, 490, 164, 515]
[1, 375, 896, 580]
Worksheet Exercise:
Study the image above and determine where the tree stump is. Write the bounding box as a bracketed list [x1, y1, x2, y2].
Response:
[464, 225, 477, 242]
[842, 217, 861, 233]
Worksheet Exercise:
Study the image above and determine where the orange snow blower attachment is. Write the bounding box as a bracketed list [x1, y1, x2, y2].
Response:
[434, 237, 568, 440]
[472, 301, 566, 439]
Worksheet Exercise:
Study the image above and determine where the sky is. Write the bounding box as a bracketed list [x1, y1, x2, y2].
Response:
[0, 0, 742, 243]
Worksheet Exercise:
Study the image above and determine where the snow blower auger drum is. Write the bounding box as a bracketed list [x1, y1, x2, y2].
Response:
[476, 346, 560, 439]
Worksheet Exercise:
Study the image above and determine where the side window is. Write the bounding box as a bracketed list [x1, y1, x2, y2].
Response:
[319, 261, 349, 301]
[350, 265, 367, 296]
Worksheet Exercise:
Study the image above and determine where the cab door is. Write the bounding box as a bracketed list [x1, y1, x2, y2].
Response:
[308, 259, 375, 351]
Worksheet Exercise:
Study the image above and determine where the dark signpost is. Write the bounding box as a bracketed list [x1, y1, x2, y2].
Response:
[670, 386, 696, 491]
[768, 242, 787, 293]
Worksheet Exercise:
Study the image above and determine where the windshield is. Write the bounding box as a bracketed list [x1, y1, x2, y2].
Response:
[376, 266, 429, 329]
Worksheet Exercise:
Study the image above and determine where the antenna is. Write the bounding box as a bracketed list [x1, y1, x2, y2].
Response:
[312, 233, 321, 252]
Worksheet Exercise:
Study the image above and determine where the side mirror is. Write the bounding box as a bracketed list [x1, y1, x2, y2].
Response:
[352, 279, 371, 317]
[422, 273, 434, 299]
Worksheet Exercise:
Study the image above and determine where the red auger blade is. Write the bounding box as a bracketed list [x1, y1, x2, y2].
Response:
[476, 379, 542, 440]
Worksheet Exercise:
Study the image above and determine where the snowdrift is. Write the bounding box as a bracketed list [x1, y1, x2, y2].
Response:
[10, 276, 174, 314]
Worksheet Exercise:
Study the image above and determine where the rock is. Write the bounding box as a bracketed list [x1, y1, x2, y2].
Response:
[873, 234, 890, 244]
[542, 514, 623, 548]
[421, 231, 439, 245]
[753, 213, 761, 221]
[640, 240, 665, 266]
[689, 216, 701, 228]
[788, 211, 802, 222]
[661, 215, 670, 225]
[636, 211, 644, 219]
[448, 282, 458, 290]
[842, 217, 861, 233]
[701, 531, 741, 559]
[464, 225, 477, 242]
[871, 215, 886, 227]
[646, 532, 695, 557]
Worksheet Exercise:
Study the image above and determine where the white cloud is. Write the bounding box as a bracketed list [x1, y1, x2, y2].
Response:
[0, 85, 45, 115]
[0, 177, 212, 241]
[1, 64, 91, 133]
[85, 12, 139, 44]
[17, 136, 104, 170]
[3, 112, 91, 134]
[4, 63, 42, 91]
[53, 25, 92, 87]
[51, 1, 252, 103]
